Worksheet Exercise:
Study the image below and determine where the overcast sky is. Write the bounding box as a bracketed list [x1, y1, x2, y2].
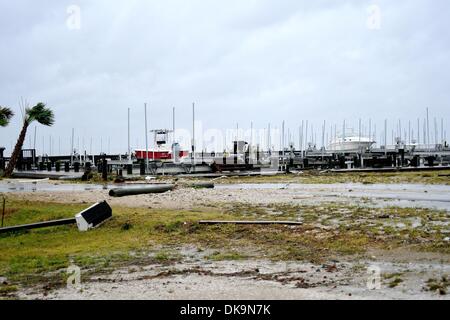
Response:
[1, 0, 449, 154]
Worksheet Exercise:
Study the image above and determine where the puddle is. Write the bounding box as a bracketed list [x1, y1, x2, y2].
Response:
[0, 181, 111, 193]
[217, 183, 450, 211]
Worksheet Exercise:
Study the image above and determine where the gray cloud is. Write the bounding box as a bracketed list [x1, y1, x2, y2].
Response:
[1, 0, 449, 154]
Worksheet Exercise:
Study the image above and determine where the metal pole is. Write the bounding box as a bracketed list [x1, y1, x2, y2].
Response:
[33, 126, 37, 150]
[250, 121, 253, 151]
[1, 196, 5, 228]
[321, 120, 325, 160]
[304, 120, 308, 154]
[423, 119, 426, 145]
[281, 120, 285, 165]
[192, 102, 195, 172]
[128, 108, 131, 160]
[373, 124, 376, 144]
[359, 118, 361, 142]
[144, 103, 149, 173]
[434, 117, 438, 146]
[384, 119, 387, 156]
[426, 107, 430, 151]
[172, 107, 176, 143]
[299, 121, 303, 157]
[417, 118, 420, 145]
[408, 120, 411, 145]
[71, 128, 74, 164]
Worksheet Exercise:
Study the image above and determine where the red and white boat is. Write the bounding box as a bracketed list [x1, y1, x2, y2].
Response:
[134, 129, 189, 161]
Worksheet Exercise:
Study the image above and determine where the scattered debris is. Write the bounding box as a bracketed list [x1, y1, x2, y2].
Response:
[198, 220, 303, 226]
[75, 201, 113, 231]
[0, 201, 112, 234]
[121, 221, 133, 231]
[324, 264, 338, 273]
[191, 182, 214, 189]
[109, 184, 175, 197]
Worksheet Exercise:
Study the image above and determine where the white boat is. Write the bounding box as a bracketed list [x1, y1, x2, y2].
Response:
[328, 135, 375, 152]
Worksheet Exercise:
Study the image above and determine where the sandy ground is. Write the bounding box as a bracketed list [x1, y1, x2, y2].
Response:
[19, 247, 450, 300]
[4, 180, 450, 211]
[2, 180, 450, 300]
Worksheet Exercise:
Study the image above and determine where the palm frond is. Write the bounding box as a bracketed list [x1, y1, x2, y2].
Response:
[26, 102, 55, 126]
[0, 106, 14, 127]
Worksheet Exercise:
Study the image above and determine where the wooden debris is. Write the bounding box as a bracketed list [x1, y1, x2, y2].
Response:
[198, 220, 302, 226]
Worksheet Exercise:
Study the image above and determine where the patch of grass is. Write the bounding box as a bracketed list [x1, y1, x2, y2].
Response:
[425, 276, 449, 295]
[0, 284, 18, 297]
[388, 277, 404, 288]
[383, 272, 404, 280]
[206, 251, 247, 261]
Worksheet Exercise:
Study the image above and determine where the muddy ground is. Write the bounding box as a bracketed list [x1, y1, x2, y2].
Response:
[1, 179, 449, 300]
[18, 248, 450, 300]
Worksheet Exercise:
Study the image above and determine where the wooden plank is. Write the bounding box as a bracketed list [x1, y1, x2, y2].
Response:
[0, 218, 76, 234]
[199, 220, 302, 226]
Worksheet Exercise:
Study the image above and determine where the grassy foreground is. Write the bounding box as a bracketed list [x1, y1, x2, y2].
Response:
[0, 198, 449, 297]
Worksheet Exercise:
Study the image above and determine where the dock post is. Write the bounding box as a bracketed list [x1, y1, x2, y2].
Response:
[139, 161, 145, 176]
[102, 157, 108, 181]
[256, 144, 260, 165]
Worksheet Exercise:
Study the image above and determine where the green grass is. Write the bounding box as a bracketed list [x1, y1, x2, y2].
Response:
[0, 284, 17, 296]
[425, 276, 449, 295]
[387, 277, 404, 288]
[0, 199, 448, 292]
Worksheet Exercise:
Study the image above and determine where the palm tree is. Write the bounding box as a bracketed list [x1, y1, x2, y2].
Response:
[0, 106, 14, 127]
[4, 102, 54, 177]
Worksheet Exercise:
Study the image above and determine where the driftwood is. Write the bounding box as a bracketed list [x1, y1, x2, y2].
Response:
[109, 184, 175, 197]
[198, 220, 302, 226]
